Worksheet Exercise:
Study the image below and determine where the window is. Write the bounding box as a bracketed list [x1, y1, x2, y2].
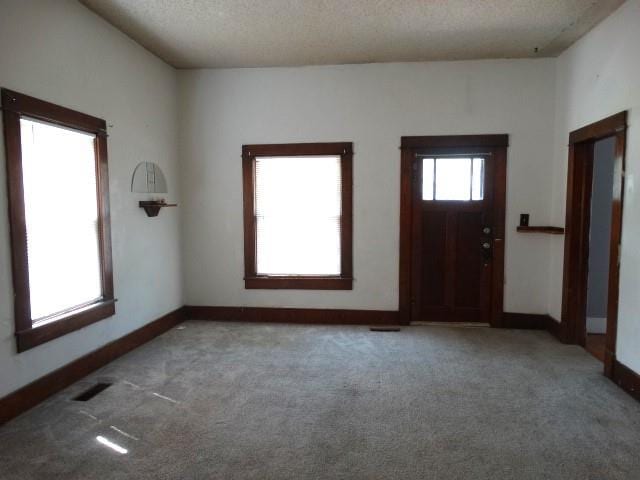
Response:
[242, 143, 353, 289]
[2, 89, 114, 352]
[422, 157, 484, 201]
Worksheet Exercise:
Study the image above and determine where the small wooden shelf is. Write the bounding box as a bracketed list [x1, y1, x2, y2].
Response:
[517, 226, 565, 235]
[139, 200, 177, 217]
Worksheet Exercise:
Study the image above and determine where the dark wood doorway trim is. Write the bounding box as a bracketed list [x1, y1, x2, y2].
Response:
[561, 111, 627, 378]
[398, 134, 508, 326]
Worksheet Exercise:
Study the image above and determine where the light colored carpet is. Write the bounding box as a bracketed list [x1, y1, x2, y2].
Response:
[1, 320, 639, 479]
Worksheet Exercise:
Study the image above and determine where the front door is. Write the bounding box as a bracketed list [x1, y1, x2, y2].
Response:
[417, 153, 497, 323]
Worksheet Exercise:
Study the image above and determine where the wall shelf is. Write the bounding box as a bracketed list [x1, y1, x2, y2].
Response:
[517, 226, 565, 235]
[139, 200, 177, 217]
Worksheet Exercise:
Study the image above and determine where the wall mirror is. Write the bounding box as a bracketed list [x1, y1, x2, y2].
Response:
[131, 161, 168, 193]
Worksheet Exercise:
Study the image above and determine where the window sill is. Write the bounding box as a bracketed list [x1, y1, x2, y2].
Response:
[244, 276, 353, 290]
[15, 299, 116, 353]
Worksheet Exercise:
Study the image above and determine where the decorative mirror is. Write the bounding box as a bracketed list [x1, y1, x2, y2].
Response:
[131, 162, 176, 217]
[131, 161, 168, 193]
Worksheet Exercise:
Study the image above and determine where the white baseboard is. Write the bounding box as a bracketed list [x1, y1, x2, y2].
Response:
[587, 316, 607, 334]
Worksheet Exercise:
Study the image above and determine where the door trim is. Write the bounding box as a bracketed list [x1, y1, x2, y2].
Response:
[561, 112, 627, 378]
[399, 135, 508, 326]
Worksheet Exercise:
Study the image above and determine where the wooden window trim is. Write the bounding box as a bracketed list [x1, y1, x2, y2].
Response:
[400, 134, 509, 150]
[242, 142, 353, 290]
[2, 88, 115, 352]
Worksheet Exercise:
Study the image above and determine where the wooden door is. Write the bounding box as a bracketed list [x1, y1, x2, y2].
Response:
[418, 155, 495, 323]
[399, 135, 507, 327]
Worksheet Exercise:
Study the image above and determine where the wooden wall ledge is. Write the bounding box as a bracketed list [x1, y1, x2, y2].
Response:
[517, 226, 565, 234]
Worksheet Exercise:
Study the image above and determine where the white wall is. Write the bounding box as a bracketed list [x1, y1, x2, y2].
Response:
[0, 0, 183, 398]
[547, 0, 640, 372]
[179, 60, 557, 312]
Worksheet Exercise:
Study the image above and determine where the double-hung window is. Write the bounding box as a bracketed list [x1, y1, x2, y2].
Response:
[242, 143, 353, 289]
[2, 89, 114, 352]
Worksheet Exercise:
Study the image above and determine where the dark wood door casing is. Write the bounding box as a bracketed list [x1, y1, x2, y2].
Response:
[399, 135, 508, 326]
[561, 111, 627, 379]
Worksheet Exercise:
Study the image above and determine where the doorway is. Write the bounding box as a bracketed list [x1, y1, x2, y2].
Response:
[585, 137, 616, 362]
[399, 135, 508, 326]
[561, 112, 627, 377]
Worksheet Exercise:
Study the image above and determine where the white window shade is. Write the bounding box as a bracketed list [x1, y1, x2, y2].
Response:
[255, 155, 341, 276]
[20, 118, 103, 323]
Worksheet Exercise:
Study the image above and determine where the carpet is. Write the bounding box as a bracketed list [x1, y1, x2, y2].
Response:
[1, 321, 639, 479]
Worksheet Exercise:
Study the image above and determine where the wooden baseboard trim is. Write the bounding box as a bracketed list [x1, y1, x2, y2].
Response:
[184, 306, 400, 325]
[611, 359, 640, 403]
[545, 316, 565, 343]
[0, 306, 186, 426]
[502, 312, 550, 330]
[501, 312, 566, 343]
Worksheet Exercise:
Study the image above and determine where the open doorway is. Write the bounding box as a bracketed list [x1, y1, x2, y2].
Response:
[561, 112, 627, 377]
[584, 137, 616, 362]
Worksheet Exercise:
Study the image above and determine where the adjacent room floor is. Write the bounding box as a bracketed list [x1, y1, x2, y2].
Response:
[1, 321, 639, 479]
[586, 333, 607, 363]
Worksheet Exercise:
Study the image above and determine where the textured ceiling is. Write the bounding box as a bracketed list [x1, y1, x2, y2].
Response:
[79, 0, 625, 69]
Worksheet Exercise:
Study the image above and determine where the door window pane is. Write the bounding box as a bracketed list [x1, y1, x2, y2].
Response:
[422, 158, 434, 200]
[472, 157, 484, 200]
[435, 157, 472, 200]
[422, 157, 485, 201]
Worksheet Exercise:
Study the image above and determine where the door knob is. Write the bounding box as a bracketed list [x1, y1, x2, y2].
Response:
[481, 241, 492, 264]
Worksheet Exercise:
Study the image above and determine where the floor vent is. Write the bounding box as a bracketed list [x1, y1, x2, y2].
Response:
[73, 383, 112, 401]
[370, 326, 401, 332]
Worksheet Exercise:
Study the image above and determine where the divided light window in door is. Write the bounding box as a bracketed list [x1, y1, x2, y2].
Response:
[422, 157, 485, 201]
